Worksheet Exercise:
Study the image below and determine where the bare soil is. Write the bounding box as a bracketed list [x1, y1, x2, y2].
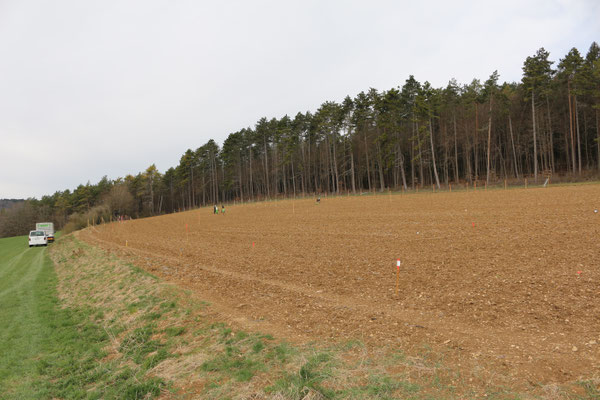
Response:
[80, 185, 600, 392]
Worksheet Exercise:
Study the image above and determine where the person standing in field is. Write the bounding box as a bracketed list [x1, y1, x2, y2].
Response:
[214, 204, 218, 214]
[221, 204, 225, 215]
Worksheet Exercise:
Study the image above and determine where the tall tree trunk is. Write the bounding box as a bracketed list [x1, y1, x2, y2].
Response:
[282, 161, 287, 196]
[324, 136, 331, 193]
[584, 111, 590, 167]
[150, 175, 155, 214]
[272, 143, 278, 195]
[575, 96, 582, 175]
[465, 138, 472, 183]
[597, 108, 600, 170]
[532, 92, 538, 182]
[237, 152, 244, 202]
[215, 156, 219, 204]
[363, 128, 371, 191]
[187, 172, 192, 210]
[312, 141, 318, 193]
[350, 150, 356, 194]
[210, 155, 215, 204]
[568, 81, 576, 174]
[214, 154, 219, 204]
[410, 139, 416, 189]
[486, 96, 493, 185]
[508, 114, 519, 179]
[332, 134, 340, 194]
[475, 103, 479, 180]
[429, 117, 441, 189]
[418, 123, 424, 186]
[201, 175, 205, 206]
[249, 147, 254, 200]
[221, 162, 225, 203]
[443, 122, 449, 185]
[563, 118, 571, 174]
[307, 140, 312, 193]
[399, 152, 407, 190]
[291, 159, 296, 197]
[398, 131, 407, 190]
[263, 136, 270, 198]
[300, 142, 306, 193]
[546, 97, 555, 172]
[376, 142, 385, 191]
[453, 113, 459, 182]
[393, 131, 399, 188]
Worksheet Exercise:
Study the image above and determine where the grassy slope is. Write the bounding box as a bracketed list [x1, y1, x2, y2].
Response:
[0, 236, 164, 399]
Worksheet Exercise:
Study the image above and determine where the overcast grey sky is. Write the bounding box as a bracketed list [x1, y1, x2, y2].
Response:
[1, 0, 598, 199]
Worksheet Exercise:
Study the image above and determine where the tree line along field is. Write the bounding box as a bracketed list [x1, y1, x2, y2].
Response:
[80, 183, 600, 391]
[3, 42, 600, 241]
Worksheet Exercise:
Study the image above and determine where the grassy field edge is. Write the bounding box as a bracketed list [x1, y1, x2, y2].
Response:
[3, 232, 597, 399]
[0, 235, 167, 399]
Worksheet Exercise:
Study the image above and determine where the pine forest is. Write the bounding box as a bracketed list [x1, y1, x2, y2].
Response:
[1, 43, 599, 236]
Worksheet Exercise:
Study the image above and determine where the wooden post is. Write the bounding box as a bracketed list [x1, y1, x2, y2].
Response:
[395, 259, 401, 298]
[449, 183, 452, 192]
[396, 268, 399, 297]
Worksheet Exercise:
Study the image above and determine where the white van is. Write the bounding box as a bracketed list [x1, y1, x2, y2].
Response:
[29, 230, 48, 247]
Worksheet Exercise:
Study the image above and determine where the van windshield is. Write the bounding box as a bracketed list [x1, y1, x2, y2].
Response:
[30, 231, 45, 237]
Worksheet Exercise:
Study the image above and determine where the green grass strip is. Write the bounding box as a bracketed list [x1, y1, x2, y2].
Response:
[0, 236, 164, 399]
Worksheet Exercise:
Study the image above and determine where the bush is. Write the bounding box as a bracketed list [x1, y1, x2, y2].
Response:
[62, 205, 112, 234]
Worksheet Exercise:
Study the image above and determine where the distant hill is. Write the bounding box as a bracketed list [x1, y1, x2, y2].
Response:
[0, 199, 24, 210]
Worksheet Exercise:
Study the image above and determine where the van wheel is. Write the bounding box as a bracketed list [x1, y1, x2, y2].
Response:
[29, 245, 32, 248]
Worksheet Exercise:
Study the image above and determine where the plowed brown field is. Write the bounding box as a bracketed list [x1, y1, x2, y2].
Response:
[81, 184, 600, 390]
